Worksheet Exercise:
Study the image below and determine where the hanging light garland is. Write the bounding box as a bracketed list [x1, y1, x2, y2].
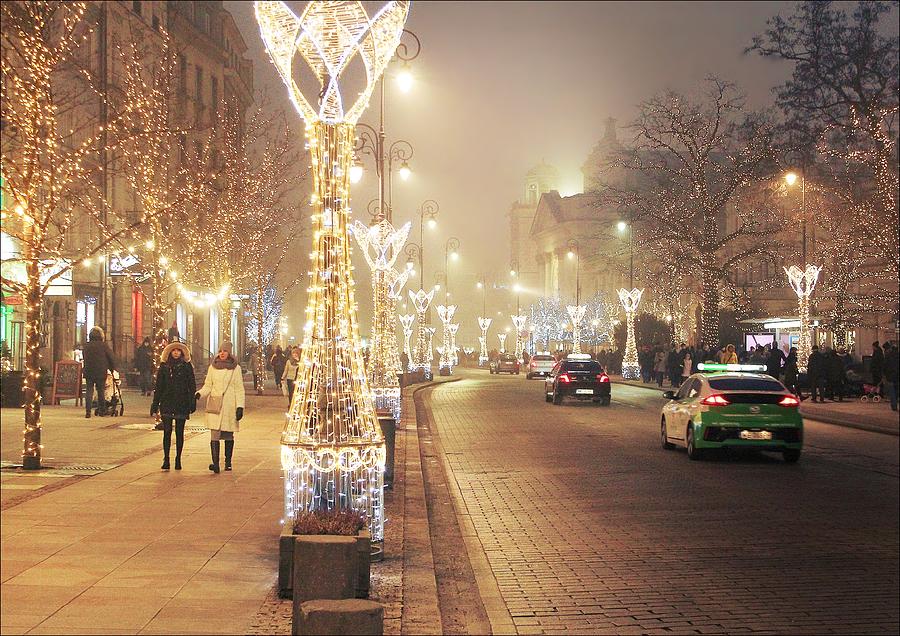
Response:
[255, 0, 410, 543]
[784, 265, 822, 373]
[618, 288, 644, 379]
[477, 317, 492, 365]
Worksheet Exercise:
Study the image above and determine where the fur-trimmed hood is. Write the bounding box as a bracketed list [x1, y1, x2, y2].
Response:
[160, 341, 191, 363]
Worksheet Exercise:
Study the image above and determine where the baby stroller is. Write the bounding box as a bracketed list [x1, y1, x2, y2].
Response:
[95, 370, 125, 417]
[859, 383, 882, 403]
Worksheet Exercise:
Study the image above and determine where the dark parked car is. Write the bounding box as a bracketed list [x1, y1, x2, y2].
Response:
[490, 353, 520, 375]
[545, 354, 611, 405]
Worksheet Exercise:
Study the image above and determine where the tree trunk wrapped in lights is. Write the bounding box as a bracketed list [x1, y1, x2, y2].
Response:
[617, 288, 644, 379]
[784, 265, 822, 373]
[566, 306, 586, 354]
[399, 314, 414, 370]
[409, 289, 434, 373]
[255, 0, 410, 543]
[478, 317, 492, 365]
[351, 219, 410, 418]
[511, 315, 527, 360]
[437, 305, 457, 372]
[498, 333, 507, 353]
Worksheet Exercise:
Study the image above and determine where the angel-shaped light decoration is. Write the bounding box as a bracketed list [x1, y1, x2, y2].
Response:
[437, 305, 457, 372]
[477, 317, 492, 365]
[449, 323, 460, 368]
[617, 288, 644, 380]
[566, 305, 587, 355]
[784, 265, 822, 373]
[498, 333, 507, 354]
[511, 315, 528, 360]
[255, 0, 410, 545]
[409, 289, 434, 372]
[398, 314, 415, 371]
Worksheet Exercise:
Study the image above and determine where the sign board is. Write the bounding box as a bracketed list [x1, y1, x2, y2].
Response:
[51, 360, 82, 405]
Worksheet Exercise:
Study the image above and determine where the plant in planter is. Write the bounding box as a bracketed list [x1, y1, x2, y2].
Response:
[279, 508, 372, 600]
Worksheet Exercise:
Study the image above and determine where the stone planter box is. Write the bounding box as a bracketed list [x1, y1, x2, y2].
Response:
[294, 599, 384, 636]
[279, 526, 371, 600]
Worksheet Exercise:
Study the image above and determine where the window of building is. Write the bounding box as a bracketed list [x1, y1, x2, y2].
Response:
[211, 76, 219, 114]
[132, 0, 142, 16]
[178, 55, 187, 94]
[195, 66, 204, 105]
[152, 14, 160, 31]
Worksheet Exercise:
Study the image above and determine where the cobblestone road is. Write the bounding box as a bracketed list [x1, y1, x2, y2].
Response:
[427, 370, 900, 635]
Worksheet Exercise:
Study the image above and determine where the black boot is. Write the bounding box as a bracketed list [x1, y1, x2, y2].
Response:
[209, 441, 220, 473]
[224, 440, 234, 471]
[162, 427, 171, 470]
[175, 424, 184, 470]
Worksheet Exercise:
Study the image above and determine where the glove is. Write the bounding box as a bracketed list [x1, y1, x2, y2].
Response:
[236, 407, 244, 421]
[195, 392, 201, 401]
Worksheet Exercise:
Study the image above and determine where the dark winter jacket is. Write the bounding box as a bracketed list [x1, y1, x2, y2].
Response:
[826, 351, 844, 382]
[807, 350, 824, 378]
[82, 339, 116, 380]
[151, 358, 197, 419]
[870, 346, 884, 380]
[766, 348, 785, 378]
[783, 354, 799, 387]
[135, 344, 153, 373]
[884, 348, 899, 384]
[271, 352, 287, 378]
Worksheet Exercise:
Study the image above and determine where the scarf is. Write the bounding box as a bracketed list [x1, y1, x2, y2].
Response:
[212, 355, 237, 370]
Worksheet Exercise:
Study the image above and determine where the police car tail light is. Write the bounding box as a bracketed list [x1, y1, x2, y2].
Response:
[558, 374, 572, 384]
[778, 395, 800, 407]
[700, 394, 730, 406]
[596, 374, 610, 383]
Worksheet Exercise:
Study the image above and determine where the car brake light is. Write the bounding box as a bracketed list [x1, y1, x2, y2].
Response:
[778, 395, 800, 407]
[558, 374, 571, 384]
[700, 394, 730, 406]
[596, 374, 610, 383]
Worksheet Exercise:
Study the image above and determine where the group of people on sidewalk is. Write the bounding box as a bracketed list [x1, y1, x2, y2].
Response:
[150, 341, 246, 472]
[249, 344, 302, 404]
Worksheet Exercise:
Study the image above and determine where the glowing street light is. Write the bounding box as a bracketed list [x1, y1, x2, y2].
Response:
[349, 163, 364, 184]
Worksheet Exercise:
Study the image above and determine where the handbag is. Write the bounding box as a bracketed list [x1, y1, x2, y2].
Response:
[207, 368, 236, 415]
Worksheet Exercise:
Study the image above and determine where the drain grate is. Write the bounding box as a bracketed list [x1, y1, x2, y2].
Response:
[118, 423, 207, 433]
[0, 463, 118, 477]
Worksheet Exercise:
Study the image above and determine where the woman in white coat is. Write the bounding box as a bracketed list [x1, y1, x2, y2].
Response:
[196, 342, 245, 473]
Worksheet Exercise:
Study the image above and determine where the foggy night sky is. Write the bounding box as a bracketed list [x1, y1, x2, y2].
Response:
[224, 1, 796, 339]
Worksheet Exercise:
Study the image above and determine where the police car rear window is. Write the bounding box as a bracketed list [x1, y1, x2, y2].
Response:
[708, 378, 784, 392]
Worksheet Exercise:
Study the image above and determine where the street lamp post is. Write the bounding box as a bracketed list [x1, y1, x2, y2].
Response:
[784, 170, 821, 371]
[443, 237, 460, 299]
[617, 219, 634, 290]
[567, 239, 580, 307]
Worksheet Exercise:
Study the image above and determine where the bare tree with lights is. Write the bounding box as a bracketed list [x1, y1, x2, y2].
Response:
[750, 1, 899, 347]
[614, 77, 782, 348]
[0, 1, 157, 469]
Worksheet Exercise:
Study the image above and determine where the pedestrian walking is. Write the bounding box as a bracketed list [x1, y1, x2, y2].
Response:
[167, 320, 180, 343]
[826, 347, 845, 402]
[783, 347, 801, 398]
[283, 346, 301, 404]
[270, 345, 286, 390]
[681, 350, 692, 384]
[196, 342, 245, 474]
[134, 337, 154, 396]
[654, 348, 667, 387]
[82, 326, 116, 418]
[151, 342, 196, 470]
[883, 342, 898, 412]
[870, 341, 884, 396]
[807, 345, 826, 403]
[719, 344, 738, 365]
[766, 345, 785, 380]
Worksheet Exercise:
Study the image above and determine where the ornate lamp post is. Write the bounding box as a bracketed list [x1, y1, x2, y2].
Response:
[254, 0, 410, 544]
[498, 332, 507, 353]
[351, 218, 410, 419]
[478, 317, 492, 365]
[785, 265, 822, 373]
[511, 314, 527, 360]
[443, 237, 460, 300]
[617, 288, 644, 379]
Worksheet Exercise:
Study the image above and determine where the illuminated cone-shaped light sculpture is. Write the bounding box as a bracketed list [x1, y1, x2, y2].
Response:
[409, 289, 433, 373]
[399, 314, 414, 371]
[511, 315, 527, 360]
[449, 323, 460, 367]
[437, 305, 457, 373]
[566, 305, 587, 354]
[617, 288, 644, 379]
[478, 317, 492, 365]
[784, 265, 822, 373]
[498, 333, 507, 353]
[425, 327, 436, 365]
[255, 0, 410, 542]
[351, 218, 410, 419]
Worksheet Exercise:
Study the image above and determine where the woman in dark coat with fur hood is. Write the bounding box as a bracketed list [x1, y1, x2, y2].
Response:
[151, 341, 196, 470]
